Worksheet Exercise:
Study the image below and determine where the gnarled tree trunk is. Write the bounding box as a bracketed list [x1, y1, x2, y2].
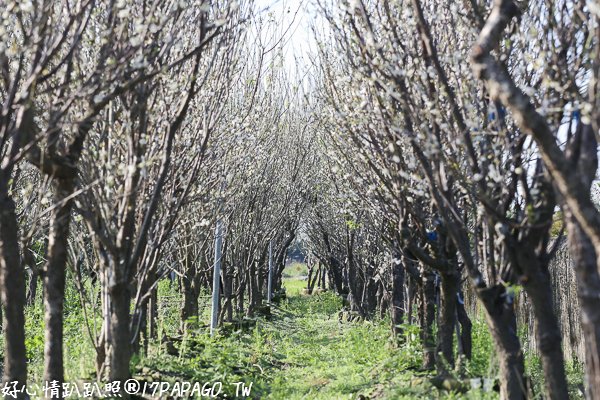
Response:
[180, 241, 205, 333]
[421, 270, 436, 370]
[482, 285, 525, 400]
[390, 253, 405, 337]
[436, 270, 458, 374]
[0, 191, 27, 399]
[456, 288, 472, 361]
[43, 178, 76, 396]
[565, 217, 600, 400]
[108, 283, 132, 383]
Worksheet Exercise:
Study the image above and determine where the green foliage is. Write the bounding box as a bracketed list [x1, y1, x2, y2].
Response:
[284, 278, 307, 295]
[264, 291, 393, 399]
[346, 219, 361, 229]
[395, 322, 423, 369]
[14, 275, 583, 399]
[468, 319, 495, 377]
[15, 274, 100, 384]
[24, 309, 44, 363]
[156, 279, 186, 338]
[565, 356, 585, 398]
[523, 352, 585, 399]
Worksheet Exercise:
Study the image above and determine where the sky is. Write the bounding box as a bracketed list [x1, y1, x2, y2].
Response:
[254, 0, 320, 80]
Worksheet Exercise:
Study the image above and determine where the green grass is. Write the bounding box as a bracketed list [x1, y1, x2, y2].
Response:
[259, 288, 499, 400]
[264, 291, 396, 399]
[7, 275, 585, 399]
[282, 262, 309, 279]
[281, 278, 306, 296]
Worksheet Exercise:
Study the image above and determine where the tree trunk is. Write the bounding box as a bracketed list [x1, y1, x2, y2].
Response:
[95, 322, 106, 379]
[254, 262, 261, 309]
[22, 244, 40, 307]
[407, 277, 414, 325]
[237, 279, 245, 319]
[526, 276, 568, 399]
[363, 265, 378, 315]
[347, 252, 366, 317]
[246, 263, 256, 318]
[307, 262, 315, 291]
[422, 270, 436, 369]
[130, 253, 155, 356]
[219, 256, 233, 325]
[43, 178, 76, 395]
[378, 282, 389, 319]
[0, 193, 27, 399]
[436, 271, 458, 374]
[391, 254, 405, 337]
[321, 231, 343, 293]
[513, 243, 569, 400]
[26, 271, 38, 307]
[148, 282, 157, 340]
[456, 288, 472, 361]
[557, 123, 600, 400]
[224, 270, 233, 322]
[108, 283, 132, 383]
[144, 269, 157, 352]
[564, 214, 600, 400]
[181, 248, 201, 333]
[274, 231, 296, 291]
[481, 285, 525, 400]
[315, 265, 322, 288]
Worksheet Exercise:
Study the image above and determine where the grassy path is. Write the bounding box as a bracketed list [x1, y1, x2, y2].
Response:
[134, 280, 501, 399]
[16, 276, 582, 398]
[261, 282, 414, 399]
[245, 280, 497, 400]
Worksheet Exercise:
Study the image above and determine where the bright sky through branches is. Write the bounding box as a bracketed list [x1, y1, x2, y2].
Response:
[254, 0, 317, 79]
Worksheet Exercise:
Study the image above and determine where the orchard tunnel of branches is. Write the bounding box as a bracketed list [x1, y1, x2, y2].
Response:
[2, 0, 600, 399]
